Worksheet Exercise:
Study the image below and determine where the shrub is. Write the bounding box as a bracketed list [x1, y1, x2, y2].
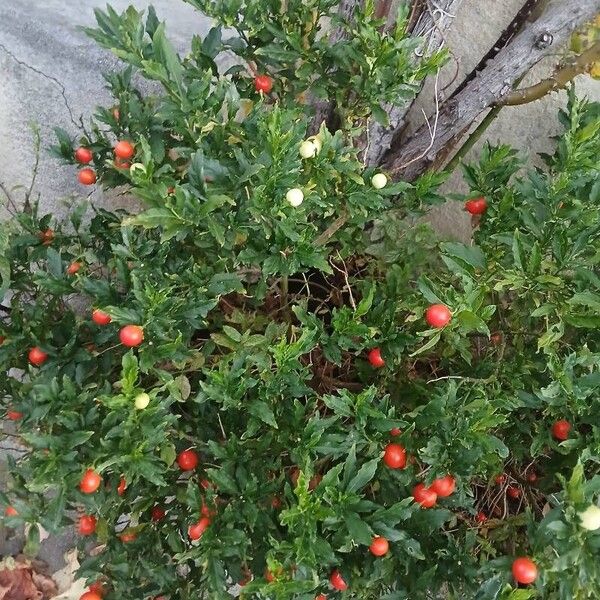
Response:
[1, 2, 600, 599]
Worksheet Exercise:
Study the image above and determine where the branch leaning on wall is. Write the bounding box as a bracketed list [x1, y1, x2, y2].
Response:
[382, 0, 600, 181]
[364, 0, 463, 166]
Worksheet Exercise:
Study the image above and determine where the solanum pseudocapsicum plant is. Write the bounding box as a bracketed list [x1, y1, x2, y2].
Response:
[1, 0, 600, 598]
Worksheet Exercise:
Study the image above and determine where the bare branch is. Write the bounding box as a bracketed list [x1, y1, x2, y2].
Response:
[498, 40, 600, 106]
[383, 0, 600, 181]
[364, 0, 463, 166]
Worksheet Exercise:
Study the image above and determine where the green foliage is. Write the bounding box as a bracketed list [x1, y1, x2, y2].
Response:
[1, 4, 600, 600]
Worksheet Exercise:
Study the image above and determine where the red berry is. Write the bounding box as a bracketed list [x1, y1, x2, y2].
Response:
[494, 473, 507, 485]
[412, 483, 437, 508]
[329, 570, 348, 591]
[28, 346, 48, 367]
[119, 530, 137, 543]
[507, 485, 521, 499]
[151, 506, 166, 522]
[39, 229, 54, 246]
[4, 506, 18, 517]
[552, 419, 571, 441]
[316, 596, 327, 600]
[430, 475, 456, 497]
[87, 581, 105, 597]
[425, 304, 452, 328]
[78, 515, 97, 536]
[390, 427, 402, 437]
[75, 148, 93, 164]
[271, 496, 282, 509]
[526, 471, 538, 484]
[117, 476, 127, 496]
[255, 75, 273, 93]
[465, 197, 487, 215]
[119, 325, 144, 347]
[369, 536, 389, 557]
[188, 517, 210, 540]
[7, 410, 23, 421]
[475, 511, 487, 523]
[177, 449, 199, 471]
[383, 443, 407, 469]
[67, 261, 82, 275]
[114, 158, 131, 170]
[114, 140, 135, 160]
[512, 557, 538, 585]
[80, 593, 102, 600]
[78, 168, 97, 185]
[79, 469, 102, 494]
[92, 309, 112, 326]
[368, 348, 385, 368]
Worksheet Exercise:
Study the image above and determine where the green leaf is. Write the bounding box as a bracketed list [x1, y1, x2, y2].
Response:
[512, 230, 526, 271]
[248, 400, 278, 429]
[347, 458, 379, 493]
[410, 332, 441, 357]
[344, 512, 373, 545]
[153, 23, 183, 86]
[440, 242, 485, 270]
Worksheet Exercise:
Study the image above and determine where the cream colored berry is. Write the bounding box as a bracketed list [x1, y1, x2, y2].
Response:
[286, 188, 304, 207]
[308, 136, 322, 154]
[134, 393, 150, 410]
[299, 140, 317, 159]
[579, 505, 600, 531]
[372, 173, 388, 189]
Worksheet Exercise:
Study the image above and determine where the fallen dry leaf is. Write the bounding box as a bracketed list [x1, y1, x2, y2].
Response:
[0, 556, 57, 600]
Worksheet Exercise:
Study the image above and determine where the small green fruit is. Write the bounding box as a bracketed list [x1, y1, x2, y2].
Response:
[134, 393, 150, 410]
[286, 188, 304, 207]
[579, 504, 600, 531]
[372, 173, 388, 189]
[299, 140, 317, 159]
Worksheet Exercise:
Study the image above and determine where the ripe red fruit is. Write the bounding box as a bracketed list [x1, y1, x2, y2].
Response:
[117, 476, 127, 496]
[430, 475, 456, 497]
[78, 168, 97, 185]
[92, 309, 112, 326]
[369, 536, 389, 557]
[329, 570, 348, 591]
[80, 469, 102, 494]
[74, 148, 93, 164]
[119, 530, 137, 543]
[28, 347, 48, 367]
[39, 228, 54, 246]
[67, 261, 82, 275]
[80, 593, 102, 600]
[271, 496, 282, 510]
[255, 74, 273, 93]
[494, 473, 507, 485]
[114, 140, 135, 160]
[412, 483, 438, 508]
[119, 325, 144, 347]
[368, 348, 385, 368]
[490, 332, 503, 346]
[383, 443, 407, 469]
[7, 410, 23, 421]
[507, 485, 521, 499]
[512, 557, 538, 585]
[4, 506, 18, 517]
[465, 197, 488, 215]
[78, 515, 97, 536]
[390, 427, 402, 437]
[114, 158, 131, 170]
[475, 511, 487, 523]
[151, 506, 166, 522]
[177, 449, 199, 471]
[188, 517, 210, 540]
[316, 595, 327, 600]
[425, 304, 452, 328]
[527, 471, 538, 484]
[87, 582, 105, 597]
[552, 419, 571, 441]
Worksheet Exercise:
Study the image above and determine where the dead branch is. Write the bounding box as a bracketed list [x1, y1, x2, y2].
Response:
[498, 40, 600, 106]
[364, 0, 463, 166]
[383, 0, 600, 181]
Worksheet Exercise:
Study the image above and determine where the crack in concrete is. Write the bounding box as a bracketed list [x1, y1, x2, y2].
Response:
[0, 41, 82, 131]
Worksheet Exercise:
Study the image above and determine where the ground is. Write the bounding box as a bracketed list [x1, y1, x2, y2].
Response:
[0, 0, 599, 576]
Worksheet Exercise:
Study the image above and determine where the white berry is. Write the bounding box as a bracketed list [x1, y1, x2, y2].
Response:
[579, 505, 600, 531]
[134, 393, 150, 410]
[286, 188, 304, 207]
[299, 140, 317, 159]
[309, 136, 322, 154]
[372, 173, 388, 189]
